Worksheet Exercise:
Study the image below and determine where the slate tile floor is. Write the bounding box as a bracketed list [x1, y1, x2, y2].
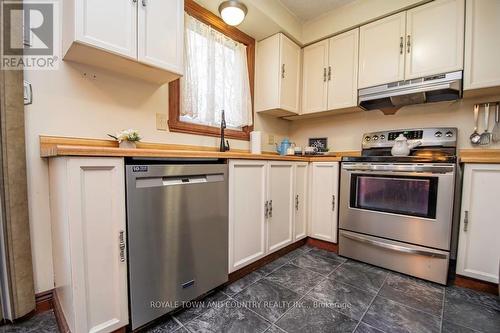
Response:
[2, 245, 499, 333]
[145, 245, 500, 333]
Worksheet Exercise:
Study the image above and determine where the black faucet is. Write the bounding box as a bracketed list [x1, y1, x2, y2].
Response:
[220, 110, 230, 152]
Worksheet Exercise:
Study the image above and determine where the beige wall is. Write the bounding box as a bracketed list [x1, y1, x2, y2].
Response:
[24, 61, 289, 293]
[290, 97, 500, 151]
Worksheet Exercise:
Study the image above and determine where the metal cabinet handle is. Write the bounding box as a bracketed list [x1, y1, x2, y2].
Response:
[119, 230, 126, 263]
[342, 232, 448, 259]
[332, 195, 335, 211]
[407, 35, 411, 53]
[399, 36, 403, 54]
[265, 201, 269, 219]
[328, 66, 332, 81]
[463, 210, 469, 232]
[132, 0, 137, 3]
[295, 194, 299, 211]
[281, 64, 285, 79]
[142, 0, 147, 6]
[269, 200, 273, 218]
[323, 67, 327, 82]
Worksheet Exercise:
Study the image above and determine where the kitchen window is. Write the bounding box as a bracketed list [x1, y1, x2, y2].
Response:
[168, 2, 255, 140]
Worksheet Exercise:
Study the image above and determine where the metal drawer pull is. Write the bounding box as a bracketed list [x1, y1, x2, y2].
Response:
[269, 200, 273, 218]
[264, 201, 269, 219]
[464, 210, 469, 232]
[119, 230, 126, 263]
[328, 66, 332, 81]
[295, 194, 299, 211]
[342, 232, 448, 259]
[142, 0, 147, 6]
[281, 64, 285, 79]
[323, 68, 327, 82]
[399, 36, 403, 54]
[407, 35, 411, 53]
[332, 195, 335, 211]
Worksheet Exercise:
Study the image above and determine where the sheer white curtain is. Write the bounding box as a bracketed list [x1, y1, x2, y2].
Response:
[181, 14, 253, 129]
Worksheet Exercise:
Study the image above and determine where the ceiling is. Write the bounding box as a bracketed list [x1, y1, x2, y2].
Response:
[278, 0, 357, 22]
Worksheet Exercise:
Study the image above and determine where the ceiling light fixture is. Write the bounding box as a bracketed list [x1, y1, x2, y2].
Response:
[218, 1, 248, 26]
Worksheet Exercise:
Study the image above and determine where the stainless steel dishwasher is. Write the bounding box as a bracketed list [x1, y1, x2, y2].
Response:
[125, 158, 228, 330]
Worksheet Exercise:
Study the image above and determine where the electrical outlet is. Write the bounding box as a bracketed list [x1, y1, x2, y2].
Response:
[156, 113, 168, 131]
[268, 134, 275, 145]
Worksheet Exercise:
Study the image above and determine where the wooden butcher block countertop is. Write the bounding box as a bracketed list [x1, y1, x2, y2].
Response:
[39, 136, 360, 162]
[459, 149, 500, 163]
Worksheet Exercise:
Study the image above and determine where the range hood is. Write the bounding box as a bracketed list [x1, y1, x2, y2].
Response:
[358, 71, 462, 111]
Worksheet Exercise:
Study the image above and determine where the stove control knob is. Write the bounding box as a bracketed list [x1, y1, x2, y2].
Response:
[380, 135, 385, 140]
[435, 131, 443, 138]
[445, 131, 453, 137]
[373, 135, 379, 141]
[365, 136, 371, 142]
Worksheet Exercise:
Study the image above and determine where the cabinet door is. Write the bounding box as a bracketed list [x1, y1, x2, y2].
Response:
[267, 162, 294, 253]
[75, 0, 137, 59]
[229, 160, 267, 273]
[457, 164, 500, 283]
[405, 0, 464, 79]
[302, 40, 329, 114]
[279, 34, 301, 113]
[67, 158, 128, 333]
[138, 0, 183, 74]
[294, 163, 308, 241]
[358, 12, 406, 88]
[327, 29, 359, 110]
[309, 163, 339, 243]
[464, 0, 500, 90]
[255, 34, 280, 112]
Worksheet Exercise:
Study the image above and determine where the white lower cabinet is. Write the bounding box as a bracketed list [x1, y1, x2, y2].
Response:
[228, 160, 268, 273]
[457, 164, 500, 283]
[229, 160, 308, 272]
[294, 163, 309, 241]
[309, 162, 339, 243]
[49, 157, 128, 333]
[267, 162, 295, 253]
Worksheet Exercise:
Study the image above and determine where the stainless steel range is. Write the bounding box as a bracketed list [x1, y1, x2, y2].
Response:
[339, 128, 458, 284]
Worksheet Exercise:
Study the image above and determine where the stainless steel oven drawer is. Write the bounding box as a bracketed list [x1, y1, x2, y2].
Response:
[339, 230, 449, 284]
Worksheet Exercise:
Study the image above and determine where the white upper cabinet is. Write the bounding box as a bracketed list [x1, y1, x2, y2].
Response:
[63, 0, 184, 83]
[138, 0, 184, 74]
[457, 164, 500, 283]
[267, 162, 294, 253]
[302, 40, 329, 114]
[309, 163, 339, 243]
[293, 163, 308, 241]
[302, 29, 359, 114]
[255, 34, 301, 116]
[359, 12, 406, 89]
[280, 35, 302, 113]
[464, 0, 500, 91]
[75, 0, 137, 59]
[405, 0, 465, 79]
[327, 29, 359, 110]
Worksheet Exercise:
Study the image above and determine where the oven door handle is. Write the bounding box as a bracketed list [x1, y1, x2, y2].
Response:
[342, 232, 448, 259]
[342, 164, 454, 174]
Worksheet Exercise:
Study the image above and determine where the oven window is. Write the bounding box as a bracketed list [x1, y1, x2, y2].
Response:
[350, 174, 438, 219]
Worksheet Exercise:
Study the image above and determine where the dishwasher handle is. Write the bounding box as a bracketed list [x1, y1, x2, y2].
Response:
[136, 173, 225, 188]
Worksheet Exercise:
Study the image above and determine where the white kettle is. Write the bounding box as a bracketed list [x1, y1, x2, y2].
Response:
[391, 134, 422, 156]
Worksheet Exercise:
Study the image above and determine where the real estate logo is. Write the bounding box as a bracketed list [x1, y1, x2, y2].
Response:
[1, 0, 59, 70]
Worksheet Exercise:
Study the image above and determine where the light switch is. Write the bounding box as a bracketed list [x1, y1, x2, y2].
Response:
[156, 113, 167, 131]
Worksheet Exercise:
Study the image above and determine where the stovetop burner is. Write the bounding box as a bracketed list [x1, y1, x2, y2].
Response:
[343, 127, 458, 164]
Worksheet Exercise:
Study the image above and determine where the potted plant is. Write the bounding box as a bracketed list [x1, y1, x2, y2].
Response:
[108, 129, 142, 149]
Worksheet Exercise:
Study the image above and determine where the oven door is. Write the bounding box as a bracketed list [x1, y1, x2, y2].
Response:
[340, 163, 455, 250]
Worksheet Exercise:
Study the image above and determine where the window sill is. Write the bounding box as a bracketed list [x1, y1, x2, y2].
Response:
[168, 119, 251, 141]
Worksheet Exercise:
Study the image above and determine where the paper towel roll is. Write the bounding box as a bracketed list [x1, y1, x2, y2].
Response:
[250, 131, 262, 154]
